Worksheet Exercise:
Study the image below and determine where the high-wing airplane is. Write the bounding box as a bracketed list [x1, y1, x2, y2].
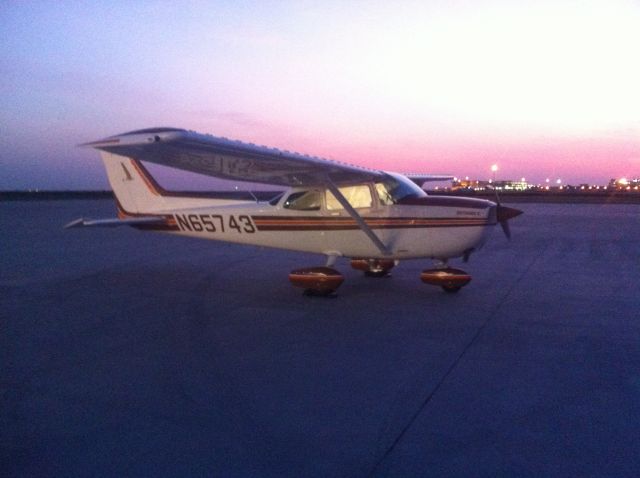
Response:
[67, 127, 522, 296]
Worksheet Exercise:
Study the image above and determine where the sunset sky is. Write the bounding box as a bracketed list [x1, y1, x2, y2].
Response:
[1, 0, 639, 189]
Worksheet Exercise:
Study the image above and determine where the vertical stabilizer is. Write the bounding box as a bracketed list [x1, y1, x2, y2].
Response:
[100, 152, 167, 214]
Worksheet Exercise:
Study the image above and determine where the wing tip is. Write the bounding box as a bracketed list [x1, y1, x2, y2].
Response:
[79, 127, 187, 148]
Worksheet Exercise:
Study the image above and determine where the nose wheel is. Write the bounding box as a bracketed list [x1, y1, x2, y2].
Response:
[441, 284, 463, 294]
[420, 266, 472, 293]
[350, 258, 396, 277]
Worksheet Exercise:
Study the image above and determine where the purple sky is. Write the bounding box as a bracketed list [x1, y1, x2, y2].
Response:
[1, 0, 639, 190]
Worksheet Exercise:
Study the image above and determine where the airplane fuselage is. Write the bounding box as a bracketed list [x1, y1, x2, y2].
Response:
[130, 190, 497, 260]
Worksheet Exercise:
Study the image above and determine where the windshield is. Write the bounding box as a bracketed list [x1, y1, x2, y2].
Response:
[375, 173, 427, 204]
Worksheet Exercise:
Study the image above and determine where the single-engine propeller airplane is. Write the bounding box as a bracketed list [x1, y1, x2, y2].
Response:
[67, 127, 522, 295]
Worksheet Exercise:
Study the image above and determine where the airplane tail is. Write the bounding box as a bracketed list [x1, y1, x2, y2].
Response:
[100, 151, 255, 216]
[100, 152, 169, 214]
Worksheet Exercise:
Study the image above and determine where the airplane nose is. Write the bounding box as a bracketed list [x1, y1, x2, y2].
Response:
[495, 204, 523, 239]
[497, 204, 523, 223]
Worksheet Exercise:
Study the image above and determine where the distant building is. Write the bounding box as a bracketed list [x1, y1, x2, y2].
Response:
[452, 178, 530, 191]
[452, 179, 490, 191]
[609, 177, 640, 190]
[493, 179, 530, 191]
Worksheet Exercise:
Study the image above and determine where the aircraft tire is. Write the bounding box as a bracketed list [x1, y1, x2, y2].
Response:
[442, 285, 462, 293]
[364, 270, 390, 278]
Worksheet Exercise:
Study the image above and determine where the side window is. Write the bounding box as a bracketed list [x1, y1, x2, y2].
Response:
[326, 185, 373, 210]
[283, 190, 321, 211]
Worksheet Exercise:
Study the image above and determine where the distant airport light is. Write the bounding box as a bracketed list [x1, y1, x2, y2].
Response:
[556, 179, 562, 185]
[490, 164, 498, 183]
[546, 178, 550, 183]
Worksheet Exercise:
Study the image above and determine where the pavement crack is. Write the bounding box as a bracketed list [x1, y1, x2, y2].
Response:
[367, 243, 549, 476]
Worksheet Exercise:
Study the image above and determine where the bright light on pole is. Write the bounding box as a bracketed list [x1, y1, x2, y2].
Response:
[491, 164, 498, 183]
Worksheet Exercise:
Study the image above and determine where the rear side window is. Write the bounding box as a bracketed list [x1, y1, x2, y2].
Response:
[283, 190, 322, 210]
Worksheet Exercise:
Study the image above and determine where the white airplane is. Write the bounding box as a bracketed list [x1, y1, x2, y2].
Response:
[67, 127, 522, 295]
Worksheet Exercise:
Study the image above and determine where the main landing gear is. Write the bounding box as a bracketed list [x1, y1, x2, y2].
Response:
[288, 267, 344, 297]
[289, 260, 471, 296]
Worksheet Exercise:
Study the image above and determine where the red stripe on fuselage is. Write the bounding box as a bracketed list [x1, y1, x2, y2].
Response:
[129, 159, 164, 196]
[251, 215, 492, 231]
[115, 198, 179, 231]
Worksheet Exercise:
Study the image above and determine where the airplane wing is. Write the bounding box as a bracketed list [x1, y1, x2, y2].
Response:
[81, 127, 452, 255]
[82, 127, 384, 187]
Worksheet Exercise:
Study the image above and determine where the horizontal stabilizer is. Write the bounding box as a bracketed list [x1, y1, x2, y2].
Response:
[64, 216, 165, 229]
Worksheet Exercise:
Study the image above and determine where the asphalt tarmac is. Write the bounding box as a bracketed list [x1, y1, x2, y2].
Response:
[2, 200, 639, 477]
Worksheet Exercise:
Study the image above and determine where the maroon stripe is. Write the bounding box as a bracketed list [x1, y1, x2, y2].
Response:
[132, 224, 180, 231]
[115, 198, 177, 230]
[253, 215, 487, 222]
[255, 222, 490, 231]
[130, 160, 167, 195]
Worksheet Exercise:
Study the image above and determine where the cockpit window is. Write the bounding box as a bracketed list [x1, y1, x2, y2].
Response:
[375, 173, 427, 204]
[283, 190, 322, 210]
[326, 184, 373, 210]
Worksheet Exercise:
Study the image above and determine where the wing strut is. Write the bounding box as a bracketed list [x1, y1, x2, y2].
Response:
[326, 180, 391, 256]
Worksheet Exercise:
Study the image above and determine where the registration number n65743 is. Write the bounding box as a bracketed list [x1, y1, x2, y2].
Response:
[173, 214, 256, 234]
